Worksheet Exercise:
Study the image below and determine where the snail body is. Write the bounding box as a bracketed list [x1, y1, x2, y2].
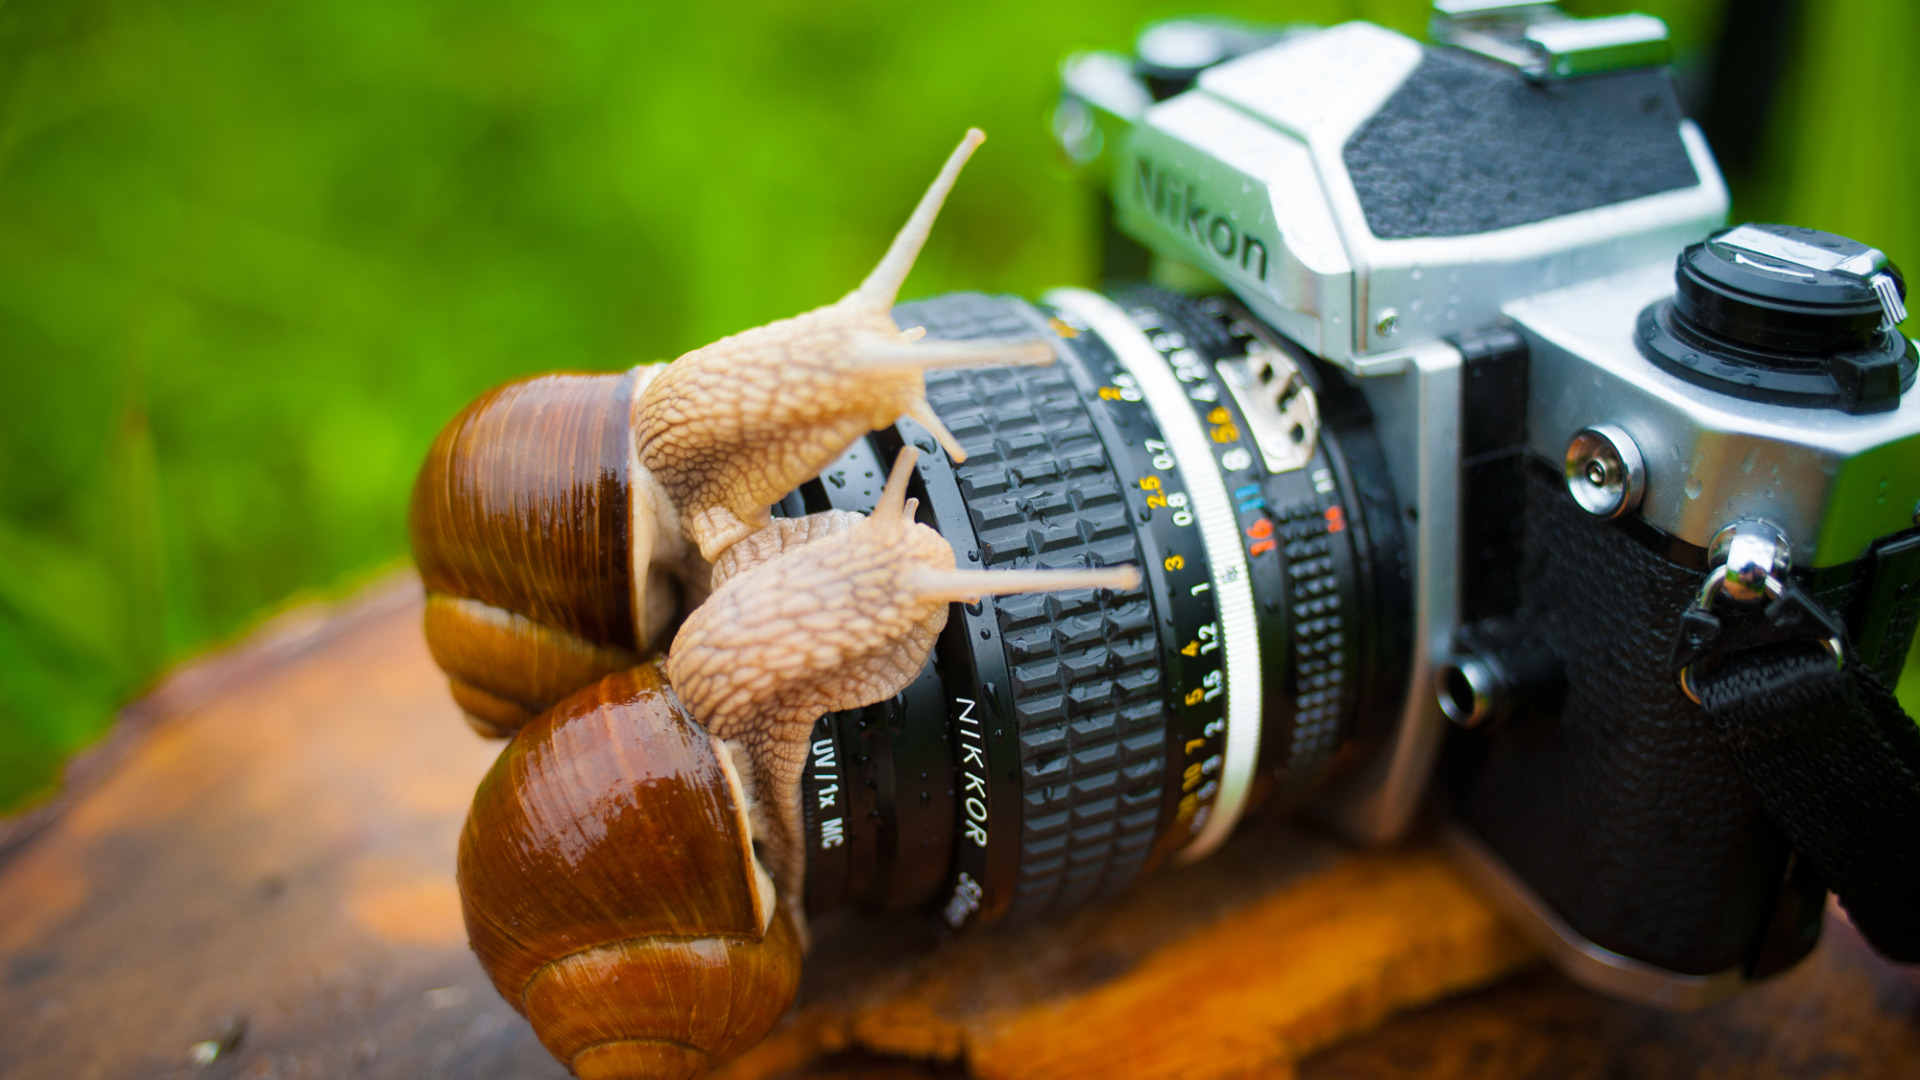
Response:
[411, 129, 1045, 739]
[419, 130, 1140, 1079]
[667, 450, 1136, 908]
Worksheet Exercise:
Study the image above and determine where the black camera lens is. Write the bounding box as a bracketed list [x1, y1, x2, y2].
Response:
[782, 289, 1407, 932]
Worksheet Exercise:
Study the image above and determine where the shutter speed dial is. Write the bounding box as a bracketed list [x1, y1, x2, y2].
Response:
[1636, 223, 1912, 414]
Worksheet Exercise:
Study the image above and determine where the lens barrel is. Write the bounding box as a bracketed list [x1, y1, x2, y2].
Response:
[785, 289, 1404, 932]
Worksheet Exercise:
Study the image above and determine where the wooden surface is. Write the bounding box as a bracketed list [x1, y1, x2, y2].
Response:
[2, 576, 1916, 1080]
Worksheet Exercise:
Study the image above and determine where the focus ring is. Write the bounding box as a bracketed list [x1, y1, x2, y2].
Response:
[900, 294, 1167, 919]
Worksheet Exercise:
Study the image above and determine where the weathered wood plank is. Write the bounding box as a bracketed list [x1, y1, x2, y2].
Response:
[0, 577, 1911, 1080]
[0, 580, 567, 1080]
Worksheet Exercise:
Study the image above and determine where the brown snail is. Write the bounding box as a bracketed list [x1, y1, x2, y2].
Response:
[417, 131, 1139, 1079]
[410, 128, 1051, 740]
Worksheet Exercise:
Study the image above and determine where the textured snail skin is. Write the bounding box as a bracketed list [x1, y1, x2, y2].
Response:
[668, 450, 1140, 918]
[637, 306, 955, 565]
[410, 129, 1044, 739]
[458, 663, 798, 1080]
[666, 458, 954, 908]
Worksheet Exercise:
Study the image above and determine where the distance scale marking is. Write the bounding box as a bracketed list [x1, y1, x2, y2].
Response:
[1148, 295, 1360, 798]
[1116, 299, 1320, 838]
[1047, 288, 1264, 863]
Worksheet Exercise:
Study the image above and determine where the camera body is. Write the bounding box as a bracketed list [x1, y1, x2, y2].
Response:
[1059, 5, 1920, 1003]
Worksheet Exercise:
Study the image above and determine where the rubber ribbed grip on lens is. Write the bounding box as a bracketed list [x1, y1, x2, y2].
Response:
[1274, 497, 1348, 784]
[897, 293, 1167, 920]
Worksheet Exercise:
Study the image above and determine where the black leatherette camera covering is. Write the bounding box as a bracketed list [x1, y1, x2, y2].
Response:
[1447, 466, 1792, 976]
[1344, 48, 1702, 240]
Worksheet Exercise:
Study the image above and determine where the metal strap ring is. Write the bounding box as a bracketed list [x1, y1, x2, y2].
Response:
[1679, 567, 1841, 704]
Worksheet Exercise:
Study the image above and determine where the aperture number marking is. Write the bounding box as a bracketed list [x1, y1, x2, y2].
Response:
[1182, 669, 1224, 706]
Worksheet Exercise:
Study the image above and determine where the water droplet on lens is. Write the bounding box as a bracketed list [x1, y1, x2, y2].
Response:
[1685, 477, 1704, 500]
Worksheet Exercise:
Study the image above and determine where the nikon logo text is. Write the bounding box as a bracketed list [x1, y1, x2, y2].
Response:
[1136, 156, 1269, 281]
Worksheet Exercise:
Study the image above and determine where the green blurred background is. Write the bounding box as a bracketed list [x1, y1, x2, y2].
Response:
[0, 0, 1914, 811]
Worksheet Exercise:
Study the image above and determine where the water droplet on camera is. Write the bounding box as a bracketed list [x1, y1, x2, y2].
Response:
[1685, 477, 1704, 500]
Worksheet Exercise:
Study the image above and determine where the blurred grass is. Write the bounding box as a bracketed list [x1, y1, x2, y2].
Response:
[0, 0, 1914, 811]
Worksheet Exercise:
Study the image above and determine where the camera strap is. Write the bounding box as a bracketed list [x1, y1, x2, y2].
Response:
[1684, 617, 1920, 964]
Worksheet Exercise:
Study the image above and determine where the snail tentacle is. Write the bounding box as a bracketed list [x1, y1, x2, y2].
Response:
[846, 128, 985, 311]
[632, 129, 1055, 564]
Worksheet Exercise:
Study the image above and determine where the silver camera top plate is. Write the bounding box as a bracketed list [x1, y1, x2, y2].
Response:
[1107, 21, 1730, 371]
[1512, 264, 1920, 566]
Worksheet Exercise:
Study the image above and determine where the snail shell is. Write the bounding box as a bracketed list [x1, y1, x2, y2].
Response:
[410, 370, 694, 737]
[458, 663, 798, 1080]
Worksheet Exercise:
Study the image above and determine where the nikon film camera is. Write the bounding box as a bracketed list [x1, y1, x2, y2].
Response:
[784, 1, 1920, 1005]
